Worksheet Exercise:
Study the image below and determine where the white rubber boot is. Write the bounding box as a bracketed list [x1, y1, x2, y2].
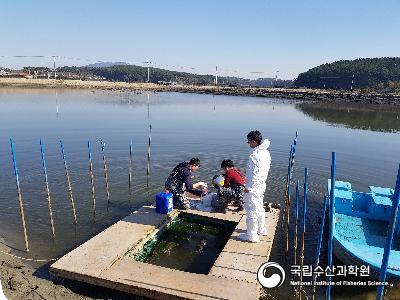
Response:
[257, 210, 268, 236]
[239, 216, 260, 243]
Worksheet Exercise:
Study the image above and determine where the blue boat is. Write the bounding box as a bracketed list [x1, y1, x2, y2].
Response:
[328, 180, 400, 279]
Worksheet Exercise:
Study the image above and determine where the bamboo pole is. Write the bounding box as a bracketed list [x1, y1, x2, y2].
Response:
[377, 164, 400, 300]
[100, 139, 110, 204]
[290, 131, 298, 176]
[87, 141, 96, 219]
[282, 145, 293, 232]
[327, 152, 336, 300]
[40, 139, 55, 238]
[10, 139, 29, 252]
[312, 195, 328, 300]
[60, 140, 77, 224]
[285, 144, 294, 256]
[146, 125, 152, 190]
[146, 91, 151, 193]
[299, 168, 308, 300]
[282, 131, 298, 239]
[294, 180, 300, 267]
[128, 139, 133, 201]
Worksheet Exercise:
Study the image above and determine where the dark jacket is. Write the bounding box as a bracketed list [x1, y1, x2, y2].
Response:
[165, 162, 202, 196]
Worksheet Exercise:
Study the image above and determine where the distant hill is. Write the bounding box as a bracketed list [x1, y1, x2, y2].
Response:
[85, 62, 129, 68]
[295, 57, 400, 91]
[56, 64, 294, 87]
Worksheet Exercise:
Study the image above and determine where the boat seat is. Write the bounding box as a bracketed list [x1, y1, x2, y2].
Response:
[327, 180, 353, 214]
[369, 194, 393, 221]
[334, 188, 353, 214]
[328, 180, 351, 191]
[369, 186, 394, 197]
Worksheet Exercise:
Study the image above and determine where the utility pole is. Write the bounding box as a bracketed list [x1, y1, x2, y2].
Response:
[215, 66, 218, 85]
[351, 74, 354, 91]
[53, 56, 56, 79]
[144, 61, 151, 83]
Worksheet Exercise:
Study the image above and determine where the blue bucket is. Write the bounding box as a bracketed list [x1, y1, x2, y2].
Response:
[155, 192, 173, 214]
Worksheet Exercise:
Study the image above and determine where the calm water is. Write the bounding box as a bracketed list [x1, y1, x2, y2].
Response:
[0, 88, 399, 299]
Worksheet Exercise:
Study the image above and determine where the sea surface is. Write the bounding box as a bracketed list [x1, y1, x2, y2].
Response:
[0, 88, 399, 299]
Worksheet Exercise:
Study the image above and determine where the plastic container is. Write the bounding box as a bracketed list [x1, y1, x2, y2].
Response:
[202, 183, 208, 196]
[212, 175, 225, 187]
[155, 192, 173, 214]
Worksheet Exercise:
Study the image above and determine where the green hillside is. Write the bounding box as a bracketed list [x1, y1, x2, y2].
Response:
[295, 57, 400, 91]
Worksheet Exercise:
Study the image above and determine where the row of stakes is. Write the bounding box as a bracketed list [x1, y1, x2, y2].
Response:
[281, 132, 327, 300]
[282, 133, 399, 300]
[9, 131, 152, 253]
[281, 132, 325, 300]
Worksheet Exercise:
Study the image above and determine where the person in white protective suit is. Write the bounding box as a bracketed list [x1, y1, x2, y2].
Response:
[239, 130, 271, 243]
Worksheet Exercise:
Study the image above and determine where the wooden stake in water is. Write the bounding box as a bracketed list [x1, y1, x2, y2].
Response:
[294, 180, 300, 266]
[290, 131, 298, 177]
[146, 125, 152, 190]
[40, 139, 55, 238]
[60, 140, 77, 224]
[100, 139, 110, 204]
[285, 145, 294, 256]
[128, 139, 133, 199]
[312, 195, 328, 300]
[282, 145, 293, 232]
[377, 164, 400, 300]
[300, 168, 308, 300]
[87, 141, 96, 218]
[327, 153, 336, 300]
[10, 139, 29, 252]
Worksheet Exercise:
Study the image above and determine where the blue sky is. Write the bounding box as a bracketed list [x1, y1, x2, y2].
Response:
[1, 0, 399, 79]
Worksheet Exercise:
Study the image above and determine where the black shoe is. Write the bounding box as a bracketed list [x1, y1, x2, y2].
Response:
[234, 206, 244, 212]
[215, 207, 227, 214]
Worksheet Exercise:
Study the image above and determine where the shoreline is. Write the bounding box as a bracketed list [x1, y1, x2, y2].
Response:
[0, 241, 138, 299]
[1, 78, 400, 105]
[0, 241, 83, 299]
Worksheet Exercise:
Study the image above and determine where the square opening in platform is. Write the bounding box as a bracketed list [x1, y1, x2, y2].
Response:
[125, 212, 237, 274]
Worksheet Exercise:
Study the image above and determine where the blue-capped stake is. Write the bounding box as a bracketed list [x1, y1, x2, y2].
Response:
[156, 192, 173, 214]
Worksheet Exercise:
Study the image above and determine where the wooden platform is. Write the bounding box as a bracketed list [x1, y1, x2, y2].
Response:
[50, 205, 280, 300]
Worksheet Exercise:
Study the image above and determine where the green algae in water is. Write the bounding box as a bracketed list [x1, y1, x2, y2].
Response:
[128, 213, 236, 274]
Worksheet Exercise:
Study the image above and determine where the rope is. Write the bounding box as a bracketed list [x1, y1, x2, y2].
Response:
[0, 248, 56, 262]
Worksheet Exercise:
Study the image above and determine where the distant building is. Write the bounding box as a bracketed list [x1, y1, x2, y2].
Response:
[157, 80, 177, 85]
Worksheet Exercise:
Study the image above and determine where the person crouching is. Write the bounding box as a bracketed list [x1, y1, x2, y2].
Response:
[212, 159, 246, 213]
[165, 158, 204, 210]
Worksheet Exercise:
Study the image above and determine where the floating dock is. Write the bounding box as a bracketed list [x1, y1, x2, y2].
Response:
[50, 205, 280, 300]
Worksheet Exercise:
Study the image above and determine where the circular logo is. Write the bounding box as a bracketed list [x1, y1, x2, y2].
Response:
[257, 262, 285, 289]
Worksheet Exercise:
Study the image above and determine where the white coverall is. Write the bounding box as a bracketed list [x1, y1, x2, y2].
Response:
[242, 139, 271, 241]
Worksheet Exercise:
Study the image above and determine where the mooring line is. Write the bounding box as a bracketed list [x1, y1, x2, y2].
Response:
[0, 248, 56, 262]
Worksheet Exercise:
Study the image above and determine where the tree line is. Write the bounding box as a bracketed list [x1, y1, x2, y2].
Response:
[294, 57, 400, 91]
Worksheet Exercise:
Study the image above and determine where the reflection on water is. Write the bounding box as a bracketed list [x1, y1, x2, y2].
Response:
[0, 88, 399, 299]
[297, 102, 400, 132]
